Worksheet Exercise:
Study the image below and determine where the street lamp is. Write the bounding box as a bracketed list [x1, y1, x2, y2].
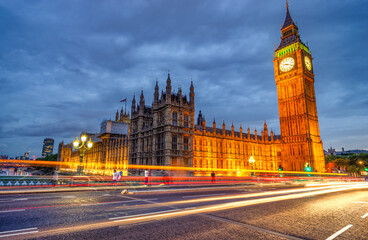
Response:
[305, 163, 311, 172]
[249, 156, 255, 177]
[73, 134, 93, 175]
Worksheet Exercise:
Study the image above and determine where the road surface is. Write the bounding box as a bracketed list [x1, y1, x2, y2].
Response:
[0, 182, 367, 239]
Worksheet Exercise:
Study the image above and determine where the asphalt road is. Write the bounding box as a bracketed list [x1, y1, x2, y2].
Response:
[0, 183, 368, 240]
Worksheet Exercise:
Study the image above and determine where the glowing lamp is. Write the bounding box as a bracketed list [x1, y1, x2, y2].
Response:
[73, 138, 79, 148]
[87, 140, 93, 148]
[81, 135, 87, 142]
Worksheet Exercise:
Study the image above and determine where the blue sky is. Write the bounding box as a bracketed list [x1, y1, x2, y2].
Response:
[0, 0, 367, 158]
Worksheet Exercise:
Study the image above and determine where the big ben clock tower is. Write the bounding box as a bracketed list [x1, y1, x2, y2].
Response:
[274, 4, 325, 172]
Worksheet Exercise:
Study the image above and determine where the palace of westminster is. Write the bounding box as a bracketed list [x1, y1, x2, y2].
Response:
[58, 5, 326, 176]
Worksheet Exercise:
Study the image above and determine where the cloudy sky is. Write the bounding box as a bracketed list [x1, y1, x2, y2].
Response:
[0, 0, 367, 158]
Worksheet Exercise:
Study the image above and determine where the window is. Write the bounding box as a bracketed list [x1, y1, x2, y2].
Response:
[157, 157, 163, 166]
[184, 136, 189, 151]
[158, 134, 164, 150]
[184, 114, 189, 128]
[172, 135, 177, 150]
[172, 111, 178, 126]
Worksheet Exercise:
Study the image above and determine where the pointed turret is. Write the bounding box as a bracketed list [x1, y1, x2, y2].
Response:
[190, 81, 195, 106]
[120, 106, 124, 120]
[131, 94, 136, 112]
[247, 126, 250, 139]
[178, 87, 183, 103]
[222, 120, 226, 135]
[115, 110, 119, 121]
[271, 128, 274, 141]
[240, 124, 243, 138]
[213, 118, 216, 133]
[154, 81, 159, 104]
[197, 110, 203, 126]
[166, 73, 171, 103]
[261, 130, 264, 140]
[231, 122, 234, 136]
[263, 120, 268, 140]
[202, 117, 206, 131]
[139, 90, 145, 107]
[254, 128, 257, 140]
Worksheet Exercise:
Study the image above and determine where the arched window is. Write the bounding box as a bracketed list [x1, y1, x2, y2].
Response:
[184, 114, 189, 128]
[172, 111, 178, 126]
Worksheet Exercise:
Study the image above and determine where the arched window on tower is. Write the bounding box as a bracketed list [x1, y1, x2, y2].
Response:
[172, 111, 178, 126]
[184, 114, 189, 128]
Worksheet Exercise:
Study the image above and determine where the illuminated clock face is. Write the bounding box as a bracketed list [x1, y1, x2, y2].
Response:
[279, 57, 295, 72]
[304, 56, 312, 71]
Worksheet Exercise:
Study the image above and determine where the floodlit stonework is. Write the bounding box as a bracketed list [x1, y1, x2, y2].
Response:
[58, 6, 325, 175]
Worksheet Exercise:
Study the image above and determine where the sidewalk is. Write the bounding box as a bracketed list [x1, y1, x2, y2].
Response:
[0, 181, 305, 195]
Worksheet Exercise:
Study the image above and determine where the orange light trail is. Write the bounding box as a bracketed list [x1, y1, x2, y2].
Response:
[9, 182, 368, 239]
[0, 159, 348, 176]
[113, 183, 368, 223]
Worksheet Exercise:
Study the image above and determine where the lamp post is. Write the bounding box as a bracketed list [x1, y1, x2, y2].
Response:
[73, 134, 93, 175]
[249, 156, 255, 177]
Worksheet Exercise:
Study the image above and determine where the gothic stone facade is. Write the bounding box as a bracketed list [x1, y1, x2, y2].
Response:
[129, 75, 282, 176]
[129, 6, 325, 174]
[129, 75, 195, 172]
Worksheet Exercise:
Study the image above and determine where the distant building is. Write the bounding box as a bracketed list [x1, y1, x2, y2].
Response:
[324, 147, 368, 157]
[41, 138, 54, 158]
[325, 147, 336, 156]
[58, 105, 130, 176]
[0, 155, 8, 160]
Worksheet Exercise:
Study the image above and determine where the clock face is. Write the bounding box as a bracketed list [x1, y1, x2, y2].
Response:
[279, 57, 295, 72]
[304, 56, 312, 71]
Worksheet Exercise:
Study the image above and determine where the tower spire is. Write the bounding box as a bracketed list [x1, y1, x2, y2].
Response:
[276, 2, 303, 51]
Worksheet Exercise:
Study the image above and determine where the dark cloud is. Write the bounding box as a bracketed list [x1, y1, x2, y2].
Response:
[0, 0, 367, 157]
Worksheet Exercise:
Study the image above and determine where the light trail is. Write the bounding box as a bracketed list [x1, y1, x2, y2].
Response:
[0, 228, 38, 238]
[0, 159, 348, 176]
[113, 183, 368, 223]
[158, 183, 368, 206]
[12, 183, 368, 239]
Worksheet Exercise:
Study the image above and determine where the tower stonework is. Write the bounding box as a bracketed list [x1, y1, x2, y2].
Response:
[273, 5, 325, 172]
[129, 74, 195, 173]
